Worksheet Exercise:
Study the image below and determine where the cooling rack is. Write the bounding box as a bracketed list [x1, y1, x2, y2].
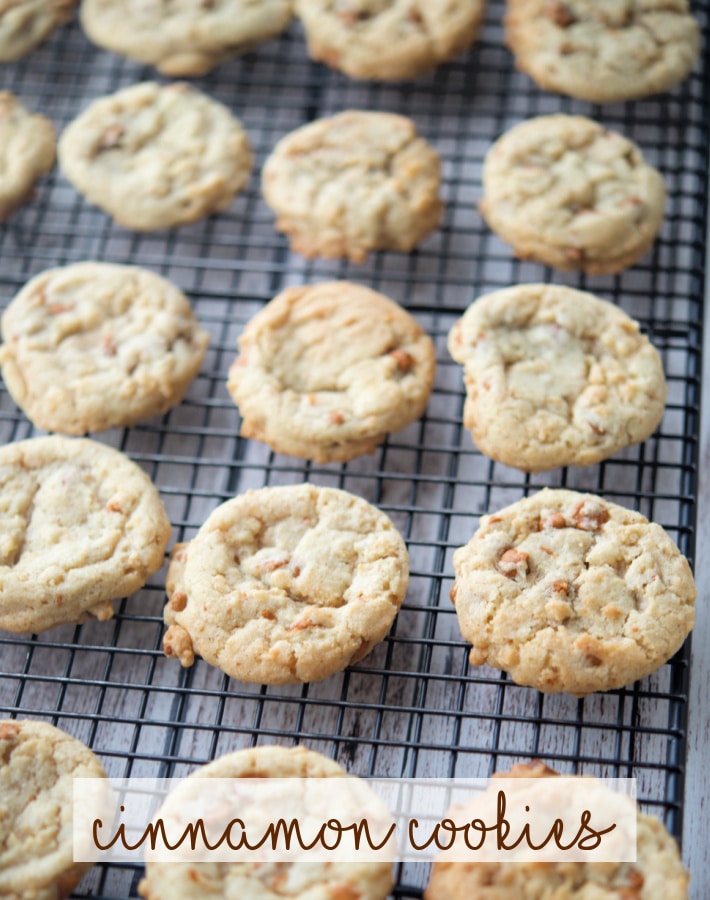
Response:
[0, 4, 707, 897]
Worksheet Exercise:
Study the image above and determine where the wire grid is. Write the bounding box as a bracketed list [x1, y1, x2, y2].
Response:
[0, 4, 706, 897]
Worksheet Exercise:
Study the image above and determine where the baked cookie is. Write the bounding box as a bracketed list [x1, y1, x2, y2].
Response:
[80, 0, 292, 77]
[163, 483, 409, 684]
[505, 0, 701, 103]
[0, 435, 171, 633]
[479, 115, 666, 275]
[295, 0, 485, 81]
[0, 0, 76, 61]
[447, 284, 667, 472]
[0, 718, 108, 900]
[450, 488, 696, 695]
[425, 760, 690, 899]
[58, 82, 252, 231]
[0, 91, 55, 222]
[227, 281, 436, 463]
[0, 262, 210, 435]
[138, 744, 394, 900]
[261, 110, 443, 262]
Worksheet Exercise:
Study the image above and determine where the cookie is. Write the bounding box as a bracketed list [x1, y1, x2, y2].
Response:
[80, 0, 292, 76]
[479, 115, 666, 275]
[294, 0, 485, 81]
[58, 82, 252, 231]
[425, 760, 690, 899]
[447, 284, 667, 472]
[0, 0, 76, 61]
[138, 744, 394, 900]
[261, 110, 443, 262]
[227, 281, 436, 463]
[0, 91, 55, 222]
[450, 488, 696, 695]
[0, 718, 108, 900]
[0, 435, 171, 634]
[0, 262, 210, 435]
[505, 0, 701, 103]
[163, 483, 409, 684]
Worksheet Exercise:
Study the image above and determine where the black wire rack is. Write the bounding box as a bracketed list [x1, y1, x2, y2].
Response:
[0, 4, 706, 897]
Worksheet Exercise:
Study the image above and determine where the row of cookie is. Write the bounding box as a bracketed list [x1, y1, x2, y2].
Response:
[230, 279, 669, 472]
[0, 262, 431, 449]
[0, 0, 480, 81]
[0, 436, 409, 679]
[0, 434, 695, 698]
[165, 483, 696, 697]
[0, 724, 691, 899]
[6, 0, 700, 102]
[2, 81, 670, 275]
[0, 265, 668, 474]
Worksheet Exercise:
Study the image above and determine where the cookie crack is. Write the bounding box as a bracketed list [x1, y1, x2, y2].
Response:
[0, 479, 39, 569]
[635, 17, 668, 55]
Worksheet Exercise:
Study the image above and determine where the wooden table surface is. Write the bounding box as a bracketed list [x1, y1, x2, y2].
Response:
[684, 254, 710, 899]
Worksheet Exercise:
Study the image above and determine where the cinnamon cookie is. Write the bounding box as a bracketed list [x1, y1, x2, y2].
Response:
[425, 760, 690, 899]
[505, 0, 701, 103]
[58, 82, 252, 231]
[0, 0, 76, 61]
[81, 0, 292, 76]
[0, 263, 210, 435]
[163, 483, 409, 684]
[0, 435, 171, 634]
[295, 0, 485, 81]
[0, 718, 108, 900]
[227, 281, 436, 463]
[450, 489, 696, 695]
[261, 110, 443, 262]
[138, 744, 394, 900]
[479, 115, 666, 275]
[447, 284, 667, 472]
[0, 91, 55, 222]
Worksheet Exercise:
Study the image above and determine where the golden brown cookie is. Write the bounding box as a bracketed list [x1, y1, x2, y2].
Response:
[0, 718, 108, 900]
[261, 110, 443, 262]
[295, 0, 486, 81]
[138, 744, 394, 900]
[479, 115, 666, 275]
[447, 284, 667, 472]
[81, 0, 292, 76]
[163, 483, 409, 684]
[0, 0, 76, 61]
[58, 82, 252, 231]
[451, 488, 696, 695]
[0, 263, 210, 435]
[227, 281, 436, 463]
[505, 0, 701, 103]
[424, 760, 690, 899]
[0, 91, 55, 222]
[0, 435, 171, 634]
